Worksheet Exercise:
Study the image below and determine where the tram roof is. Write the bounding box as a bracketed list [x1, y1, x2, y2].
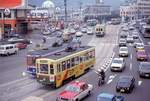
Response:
[27, 45, 67, 57]
[44, 46, 94, 60]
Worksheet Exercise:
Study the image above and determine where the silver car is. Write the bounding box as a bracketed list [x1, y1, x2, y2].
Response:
[139, 62, 150, 78]
[119, 47, 129, 57]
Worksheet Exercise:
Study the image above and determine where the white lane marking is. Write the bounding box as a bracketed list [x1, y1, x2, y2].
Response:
[138, 34, 144, 45]
[107, 74, 117, 84]
[138, 80, 143, 86]
[130, 54, 132, 60]
[130, 63, 132, 70]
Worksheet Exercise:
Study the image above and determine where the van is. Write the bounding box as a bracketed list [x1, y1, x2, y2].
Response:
[0, 44, 18, 56]
[95, 24, 106, 37]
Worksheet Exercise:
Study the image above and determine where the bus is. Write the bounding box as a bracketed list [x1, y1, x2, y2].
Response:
[142, 25, 150, 38]
[27, 46, 67, 76]
[111, 18, 121, 25]
[87, 19, 98, 27]
[36, 46, 95, 88]
[95, 24, 106, 37]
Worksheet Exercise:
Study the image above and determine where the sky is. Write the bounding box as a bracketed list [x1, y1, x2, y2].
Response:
[29, 0, 123, 10]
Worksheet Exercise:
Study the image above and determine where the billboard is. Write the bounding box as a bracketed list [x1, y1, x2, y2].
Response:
[0, 0, 23, 8]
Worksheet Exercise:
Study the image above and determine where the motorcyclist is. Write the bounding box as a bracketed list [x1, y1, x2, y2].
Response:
[98, 69, 105, 84]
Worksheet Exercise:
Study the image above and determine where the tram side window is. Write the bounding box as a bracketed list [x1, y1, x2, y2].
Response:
[62, 61, 66, 71]
[75, 57, 79, 65]
[50, 64, 54, 74]
[67, 59, 71, 69]
[71, 58, 75, 67]
[85, 53, 89, 60]
[57, 64, 61, 73]
[80, 56, 83, 63]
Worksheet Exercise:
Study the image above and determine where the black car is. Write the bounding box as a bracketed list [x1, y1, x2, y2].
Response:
[52, 39, 63, 47]
[119, 39, 127, 47]
[139, 62, 150, 78]
[116, 76, 135, 93]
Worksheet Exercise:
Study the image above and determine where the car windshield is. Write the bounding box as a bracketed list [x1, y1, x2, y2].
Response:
[65, 85, 80, 93]
[141, 63, 150, 70]
[138, 51, 146, 55]
[0, 47, 4, 50]
[120, 39, 125, 42]
[120, 48, 127, 51]
[113, 59, 123, 64]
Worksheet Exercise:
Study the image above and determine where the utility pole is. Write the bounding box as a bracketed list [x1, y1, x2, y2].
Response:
[64, 0, 67, 24]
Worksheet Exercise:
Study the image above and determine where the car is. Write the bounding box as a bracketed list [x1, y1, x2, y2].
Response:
[16, 42, 27, 49]
[76, 31, 83, 37]
[110, 58, 125, 72]
[87, 27, 94, 35]
[139, 62, 150, 78]
[129, 26, 135, 30]
[0, 44, 18, 56]
[81, 28, 87, 33]
[136, 50, 148, 61]
[97, 93, 124, 101]
[7, 37, 31, 44]
[119, 47, 129, 57]
[42, 29, 51, 35]
[126, 36, 134, 43]
[119, 39, 127, 47]
[135, 43, 144, 51]
[52, 39, 63, 47]
[120, 31, 127, 38]
[56, 81, 93, 101]
[116, 76, 135, 93]
[122, 27, 128, 31]
[72, 37, 81, 44]
[69, 28, 76, 34]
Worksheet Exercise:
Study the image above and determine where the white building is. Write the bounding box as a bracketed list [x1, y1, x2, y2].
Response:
[120, 0, 150, 22]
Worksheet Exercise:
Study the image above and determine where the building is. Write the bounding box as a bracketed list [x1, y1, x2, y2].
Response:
[120, 0, 150, 22]
[0, 0, 34, 39]
[83, 0, 111, 23]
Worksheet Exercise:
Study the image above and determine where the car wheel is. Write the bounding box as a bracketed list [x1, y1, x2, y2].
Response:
[7, 52, 9, 56]
[75, 99, 79, 101]
[116, 88, 120, 92]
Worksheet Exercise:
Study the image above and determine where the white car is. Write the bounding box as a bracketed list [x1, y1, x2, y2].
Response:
[42, 30, 51, 35]
[119, 47, 129, 57]
[57, 81, 93, 101]
[76, 31, 83, 37]
[87, 28, 93, 35]
[69, 28, 76, 34]
[0, 44, 18, 56]
[110, 58, 125, 72]
[127, 36, 134, 43]
[81, 28, 87, 33]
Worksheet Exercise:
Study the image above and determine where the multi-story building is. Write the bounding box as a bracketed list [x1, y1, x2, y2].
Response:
[120, 0, 150, 22]
[0, 0, 34, 39]
[83, 3, 111, 22]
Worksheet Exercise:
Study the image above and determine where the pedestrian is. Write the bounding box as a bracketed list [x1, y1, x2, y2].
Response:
[42, 37, 46, 44]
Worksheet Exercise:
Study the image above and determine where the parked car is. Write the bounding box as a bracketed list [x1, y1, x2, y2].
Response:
[139, 62, 150, 78]
[56, 81, 93, 101]
[0, 44, 18, 56]
[7, 37, 31, 44]
[110, 58, 125, 72]
[42, 29, 51, 35]
[119, 39, 127, 47]
[136, 50, 148, 61]
[97, 93, 124, 101]
[16, 42, 27, 49]
[116, 76, 135, 93]
[119, 47, 129, 57]
[56, 31, 63, 37]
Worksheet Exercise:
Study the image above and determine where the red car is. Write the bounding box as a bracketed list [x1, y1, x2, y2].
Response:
[136, 50, 148, 61]
[56, 81, 93, 101]
[16, 43, 27, 49]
